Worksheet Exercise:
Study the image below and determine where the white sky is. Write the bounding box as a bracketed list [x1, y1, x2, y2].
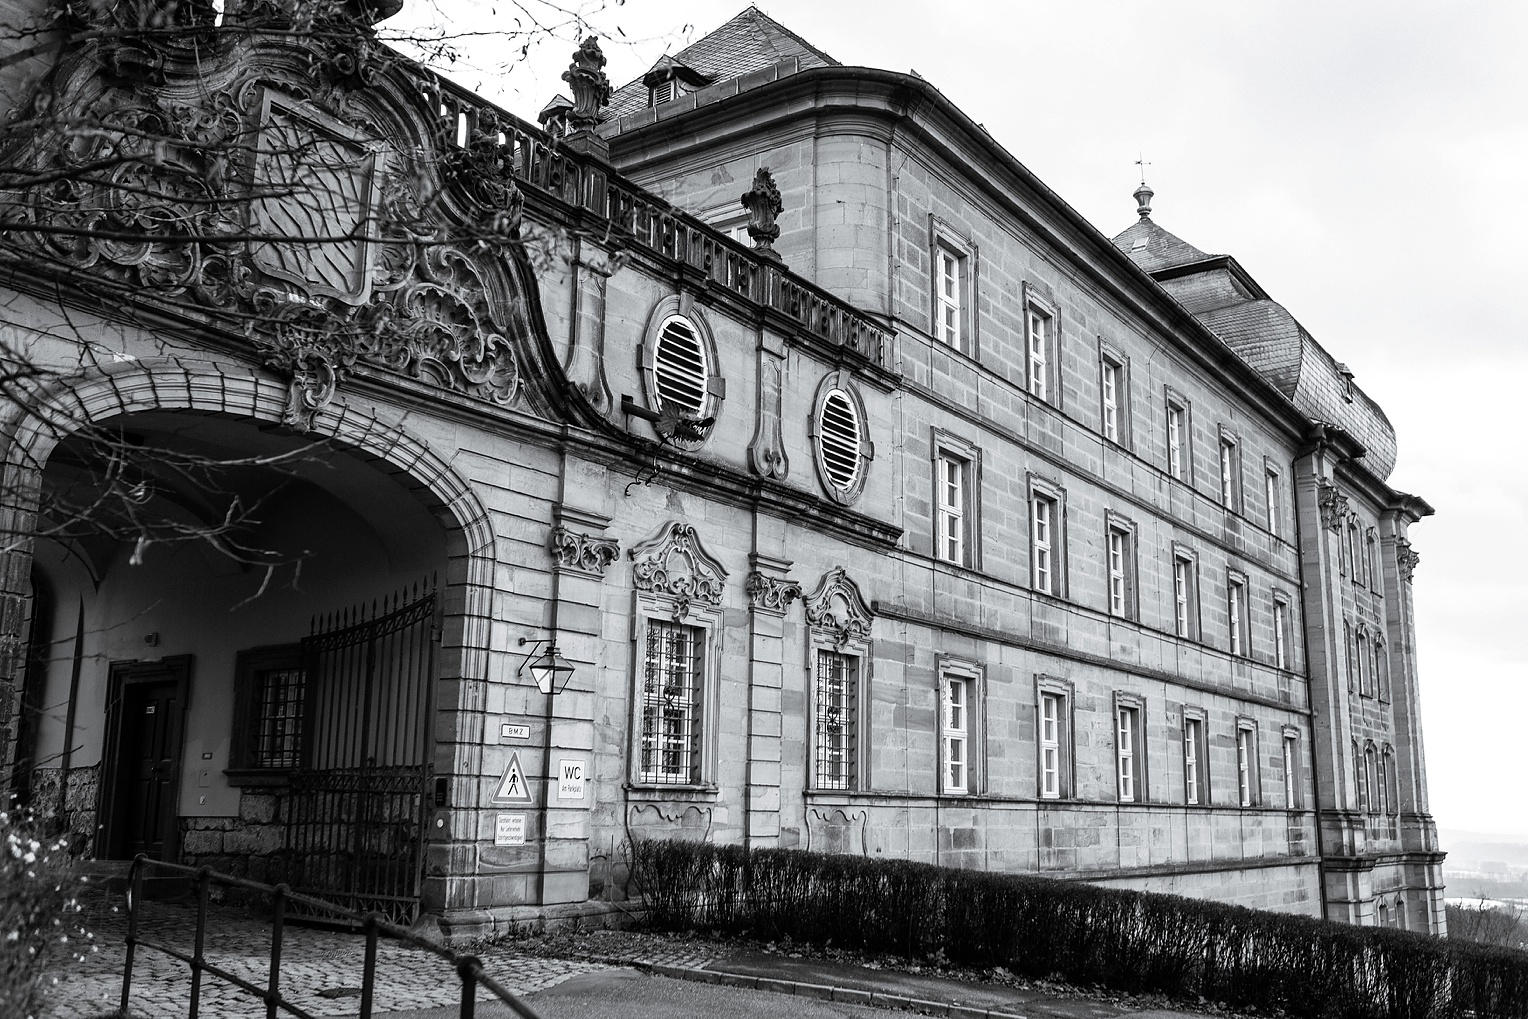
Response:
[393, 1, 1528, 837]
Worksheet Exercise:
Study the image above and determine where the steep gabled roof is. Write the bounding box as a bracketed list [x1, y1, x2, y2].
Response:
[604, 6, 839, 120]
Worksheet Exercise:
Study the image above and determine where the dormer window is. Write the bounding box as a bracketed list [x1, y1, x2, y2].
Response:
[642, 56, 711, 110]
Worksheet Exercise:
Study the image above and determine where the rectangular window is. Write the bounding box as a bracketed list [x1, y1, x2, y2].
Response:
[936, 247, 963, 350]
[1117, 704, 1142, 802]
[1039, 689, 1067, 798]
[1273, 597, 1290, 669]
[1107, 524, 1134, 618]
[1165, 390, 1193, 484]
[1167, 404, 1185, 479]
[814, 649, 858, 790]
[936, 453, 966, 565]
[1345, 522, 1358, 582]
[1357, 629, 1371, 696]
[232, 644, 305, 772]
[1100, 359, 1123, 443]
[1344, 622, 1356, 693]
[640, 620, 705, 784]
[1375, 641, 1390, 702]
[1228, 576, 1247, 656]
[1173, 555, 1197, 638]
[942, 676, 969, 794]
[1219, 437, 1239, 509]
[1283, 732, 1301, 809]
[1027, 308, 1050, 401]
[1184, 716, 1208, 805]
[1032, 494, 1057, 594]
[1237, 725, 1257, 807]
[1366, 531, 1380, 593]
[1265, 468, 1282, 536]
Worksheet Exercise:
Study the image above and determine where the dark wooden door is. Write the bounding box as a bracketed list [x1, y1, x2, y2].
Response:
[118, 681, 182, 858]
[102, 657, 190, 861]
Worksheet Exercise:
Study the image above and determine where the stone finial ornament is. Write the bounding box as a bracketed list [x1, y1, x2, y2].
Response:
[740, 167, 784, 262]
[562, 36, 611, 131]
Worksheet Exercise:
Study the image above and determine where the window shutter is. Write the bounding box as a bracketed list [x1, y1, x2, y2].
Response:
[653, 318, 708, 416]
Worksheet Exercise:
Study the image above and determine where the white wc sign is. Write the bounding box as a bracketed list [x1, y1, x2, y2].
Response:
[556, 759, 586, 800]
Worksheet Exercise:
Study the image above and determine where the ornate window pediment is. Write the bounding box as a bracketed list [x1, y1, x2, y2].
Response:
[630, 521, 728, 620]
[805, 567, 873, 647]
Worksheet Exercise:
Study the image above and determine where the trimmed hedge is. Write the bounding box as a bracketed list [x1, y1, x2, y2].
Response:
[628, 839, 1528, 1019]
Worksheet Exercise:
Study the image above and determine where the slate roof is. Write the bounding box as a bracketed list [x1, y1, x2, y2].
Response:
[603, 6, 839, 121]
[1110, 216, 1210, 273]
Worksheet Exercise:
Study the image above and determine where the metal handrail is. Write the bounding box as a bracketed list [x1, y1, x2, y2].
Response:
[119, 855, 542, 1019]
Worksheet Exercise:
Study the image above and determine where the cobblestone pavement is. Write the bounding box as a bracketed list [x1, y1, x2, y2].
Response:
[41, 897, 636, 1019]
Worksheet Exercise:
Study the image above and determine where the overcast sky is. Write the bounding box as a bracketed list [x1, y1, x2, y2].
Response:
[395, 1, 1528, 838]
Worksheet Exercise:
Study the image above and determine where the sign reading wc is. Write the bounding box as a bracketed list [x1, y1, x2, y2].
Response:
[557, 759, 586, 801]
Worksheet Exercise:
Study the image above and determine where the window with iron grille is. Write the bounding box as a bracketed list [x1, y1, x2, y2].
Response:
[254, 665, 305, 769]
[230, 644, 306, 774]
[813, 649, 858, 790]
[639, 620, 705, 784]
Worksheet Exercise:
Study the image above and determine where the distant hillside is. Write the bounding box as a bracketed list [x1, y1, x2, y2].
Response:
[1440, 830, 1528, 872]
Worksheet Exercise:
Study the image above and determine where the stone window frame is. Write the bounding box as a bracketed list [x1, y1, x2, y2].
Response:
[1236, 717, 1261, 808]
[928, 215, 979, 357]
[637, 295, 726, 451]
[809, 370, 874, 506]
[1097, 338, 1132, 449]
[1281, 725, 1303, 810]
[1217, 425, 1244, 513]
[1104, 510, 1139, 620]
[1264, 457, 1284, 538]
[1028, 471, 1069, 598]
[1182, 705, 1211, 806]
[804, 568, 875, 792]
[938, 656, 986, 796]
[1226, 567, 1251, 657]
[1164, 386, 1194, 486]
[629, 592, 725, 791]
[932, 428, 983, 570]
[1172, 542, 1202, 640]
[1036, 674, 1076, 800]
[1021, 281, 1061, 408]
[1272, 589, 1293, 671]
[1375, 635, 1391, 703]
[1113, 691, 1148, 804]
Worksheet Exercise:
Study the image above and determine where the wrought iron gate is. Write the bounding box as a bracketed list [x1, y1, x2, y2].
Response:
[286, 585, 437, 924]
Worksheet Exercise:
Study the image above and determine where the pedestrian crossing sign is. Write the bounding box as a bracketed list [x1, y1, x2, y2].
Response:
[492, 752, 534, 804]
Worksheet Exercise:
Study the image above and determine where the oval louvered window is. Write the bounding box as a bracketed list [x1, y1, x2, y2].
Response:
[653, 316, 708, 416]
[818, 388, 862, 489]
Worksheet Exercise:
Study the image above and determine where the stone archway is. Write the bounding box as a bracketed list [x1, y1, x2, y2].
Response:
[0, 356, 497, 919]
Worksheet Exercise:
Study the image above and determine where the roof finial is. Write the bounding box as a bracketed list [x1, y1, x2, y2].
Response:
[1133, 153, 1154, 220]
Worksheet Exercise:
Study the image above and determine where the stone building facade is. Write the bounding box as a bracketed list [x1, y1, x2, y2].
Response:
[0, 2, 1442, 935]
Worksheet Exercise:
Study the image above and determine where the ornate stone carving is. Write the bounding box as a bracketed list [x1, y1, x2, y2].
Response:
[562, 36, 611, 131]
[630, 522, 728, 620]
[746, 571, 802, 614]
[1397, 539, 1420, 583]
[1, 36, 539, 433]
[740, 167, 784, 262]
[548, 526, 619, 577]
[1318, 481, 1350, 531]
[747, 352, 788, 479]
[805, 567, 873, 647]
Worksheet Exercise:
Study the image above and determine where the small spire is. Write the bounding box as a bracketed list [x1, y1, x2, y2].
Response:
[1134, 153, 1153, 219]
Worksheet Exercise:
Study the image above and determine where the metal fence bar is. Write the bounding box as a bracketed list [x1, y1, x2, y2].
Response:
[119, 855, 142, 1018]
[118, 855, 545, 1019]
[189, 867, 209, 1019]
[267, 883, 287, 1019]
[360, 913, 379, 1019]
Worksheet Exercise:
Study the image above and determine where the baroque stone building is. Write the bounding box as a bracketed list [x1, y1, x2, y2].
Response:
[0, 3, 1443, 935]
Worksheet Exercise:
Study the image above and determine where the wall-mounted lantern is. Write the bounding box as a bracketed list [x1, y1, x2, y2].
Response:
[518, 636, 575, 696]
